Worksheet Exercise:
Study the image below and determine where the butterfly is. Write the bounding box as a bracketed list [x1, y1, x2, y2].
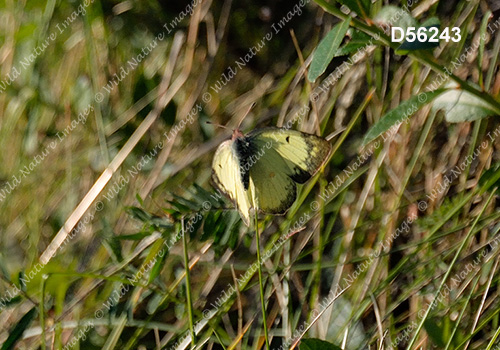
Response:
[212, 127, 332, 226]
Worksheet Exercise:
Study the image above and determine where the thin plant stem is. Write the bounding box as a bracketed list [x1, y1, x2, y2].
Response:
[182, 217, 196, 347]
[40, 274, 48, 350]
[485, 325, 500, 350]
[254, 213, 270, 350]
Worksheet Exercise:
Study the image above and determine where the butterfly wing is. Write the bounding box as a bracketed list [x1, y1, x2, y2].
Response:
[247, 146, 297, 215]
[212, 140, 252, 226]
[249, 127, 332, 184]
[212, 128, 331, 225]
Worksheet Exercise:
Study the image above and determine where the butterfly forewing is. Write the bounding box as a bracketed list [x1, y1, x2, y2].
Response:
[212, 140, 252, 225]
[249, 128, 332, 183]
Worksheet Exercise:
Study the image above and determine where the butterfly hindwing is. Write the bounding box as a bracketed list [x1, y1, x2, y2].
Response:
[212, 140, 251, 226]
[247, 146, 297, 214]
[249, 127, 332, 183]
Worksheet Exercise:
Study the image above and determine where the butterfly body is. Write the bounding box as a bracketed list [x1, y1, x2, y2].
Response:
[233, 131, 254, 190]
[212, 127, 331, 226]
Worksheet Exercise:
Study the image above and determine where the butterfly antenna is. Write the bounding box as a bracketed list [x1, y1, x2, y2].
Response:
[206, 121, 230, 130]
[236, 102, 256, 130]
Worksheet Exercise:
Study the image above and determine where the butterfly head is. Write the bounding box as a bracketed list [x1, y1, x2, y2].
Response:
[232, 129, 244, 140]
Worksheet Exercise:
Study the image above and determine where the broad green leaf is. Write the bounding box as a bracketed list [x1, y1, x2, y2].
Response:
[300, 338, 342, 350]
[362, 89, 445, 146]
[308, 18, 351, 83]
[1, 307, 37, 350]
[334, 29, 373, 56]
[431, 84, 497, 122]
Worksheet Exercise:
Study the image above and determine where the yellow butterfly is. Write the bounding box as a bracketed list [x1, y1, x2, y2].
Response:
[212, 127, 332, 226]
